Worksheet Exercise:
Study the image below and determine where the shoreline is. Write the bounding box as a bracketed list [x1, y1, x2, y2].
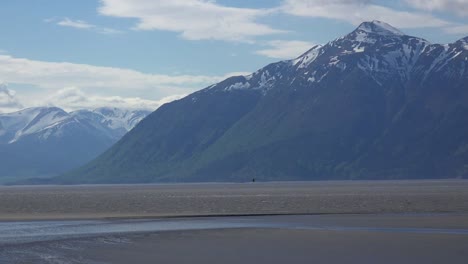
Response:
[4, 178, 467, 187]
[1, 211, 466, 223]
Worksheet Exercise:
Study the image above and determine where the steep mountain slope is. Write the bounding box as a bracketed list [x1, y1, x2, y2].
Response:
[0, 107, 150, 180]
[59, 21, 468, 184]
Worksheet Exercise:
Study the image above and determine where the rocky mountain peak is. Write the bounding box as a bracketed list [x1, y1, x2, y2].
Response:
[355, 20, 404, 36]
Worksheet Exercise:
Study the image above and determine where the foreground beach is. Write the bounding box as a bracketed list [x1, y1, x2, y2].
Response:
[78, 218, 468, 264]
[1, 214, 468, 264]
[1, 180, 468, 263]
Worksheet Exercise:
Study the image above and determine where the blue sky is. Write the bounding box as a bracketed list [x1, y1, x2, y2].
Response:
[0, 0, 467, 112]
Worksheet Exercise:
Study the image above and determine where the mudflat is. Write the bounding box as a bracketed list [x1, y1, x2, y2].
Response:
[2, 181, 468, 263]
[0, 180, 468, 220]
[86, 227, 468, 264]
[2, 214, 468, 264]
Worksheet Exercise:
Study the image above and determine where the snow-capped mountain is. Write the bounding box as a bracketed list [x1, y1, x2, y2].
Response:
[0, 107, 71, 144]
[204, 20, 465, 95]
[0, 107, 150, 181]
[0, 107, 150, 144]
[59, 21, 468, 184]
[70, 107, 150, 142]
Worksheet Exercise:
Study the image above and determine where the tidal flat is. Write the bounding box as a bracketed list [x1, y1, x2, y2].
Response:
[1, 180, 468, 263]
[1, 180, 468, 220]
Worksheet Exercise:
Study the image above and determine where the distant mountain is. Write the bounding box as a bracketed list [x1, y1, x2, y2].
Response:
[58, 21, 468, 184]
[0, 107, 150, 181]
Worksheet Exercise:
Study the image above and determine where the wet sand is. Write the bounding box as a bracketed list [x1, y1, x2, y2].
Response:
[88, 228, 468, 264]
[1, 180, 468, 221]
[2, 214, 468, 264]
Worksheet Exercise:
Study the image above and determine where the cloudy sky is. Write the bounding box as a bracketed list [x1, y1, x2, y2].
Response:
[0, 0, 467, 112]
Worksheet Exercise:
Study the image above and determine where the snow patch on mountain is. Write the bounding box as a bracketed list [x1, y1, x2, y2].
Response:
[425, 45, 454, 75]
[0, 107, 62, 143]
[353, 30, 377, 44]
[458, 37, 468, 50]
[254, 71, 278, 94]
[92, 107, 149, 132]
[226, 82, 251, 91]
[293, 45, 323, 68]
[353, 45, 366, 53]
[14, 107, 69, 142]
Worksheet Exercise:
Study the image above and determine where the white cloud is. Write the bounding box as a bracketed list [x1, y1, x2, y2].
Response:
[98, 0, 283, 42]
[57, 18, 95, 29]
[48, 17, 123, 34]
[0, 55, 249, 111]
[281, 0, 450, 29]
[0, 83, 23, 113]
[44, 87, 185, 111]
[256, 40, 316, 59]
[405, 0, 468, 16]
[96, 27, 124, 34]
[0, 55, 242, 91]
[444, 24, 468, 34]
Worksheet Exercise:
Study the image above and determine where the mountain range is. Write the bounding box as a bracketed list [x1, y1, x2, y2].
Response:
[0, 106, 150, 182]
[55, 21, 468, 183]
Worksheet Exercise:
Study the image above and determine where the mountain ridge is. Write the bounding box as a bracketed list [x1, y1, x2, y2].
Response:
[56, 21, 468, 184]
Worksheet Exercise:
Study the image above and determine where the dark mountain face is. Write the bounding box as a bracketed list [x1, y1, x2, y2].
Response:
[59, 21, 468, 184]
